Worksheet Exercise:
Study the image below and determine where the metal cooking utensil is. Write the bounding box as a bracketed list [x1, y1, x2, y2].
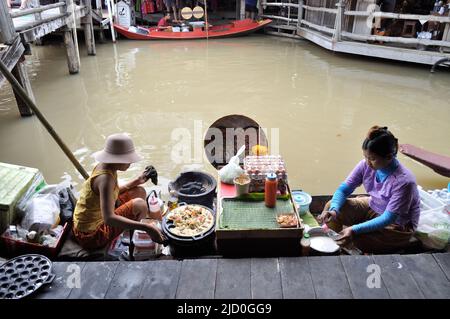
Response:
[0, 254, 55, 299]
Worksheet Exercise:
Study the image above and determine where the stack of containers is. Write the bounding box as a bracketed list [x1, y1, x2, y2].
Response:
[243, 155, 288, 194]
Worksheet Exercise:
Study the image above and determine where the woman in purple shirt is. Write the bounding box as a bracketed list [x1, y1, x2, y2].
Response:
[318, 126, 420, 253]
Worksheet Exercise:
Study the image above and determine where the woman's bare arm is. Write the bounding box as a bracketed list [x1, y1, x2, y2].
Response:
[96, 175, 148, 231]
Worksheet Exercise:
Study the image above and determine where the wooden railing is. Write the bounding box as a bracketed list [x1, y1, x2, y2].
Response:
[9, 2, 65, 18]
[262, 0, 450, 49]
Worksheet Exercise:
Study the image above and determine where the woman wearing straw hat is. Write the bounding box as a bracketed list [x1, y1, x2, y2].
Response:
[73, 133, 166, 250]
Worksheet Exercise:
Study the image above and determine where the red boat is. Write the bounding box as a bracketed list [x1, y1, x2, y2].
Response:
[113, 19, 272, 40]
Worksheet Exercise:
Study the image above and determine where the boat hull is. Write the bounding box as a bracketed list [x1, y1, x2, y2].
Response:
[113, 19, 272, 40]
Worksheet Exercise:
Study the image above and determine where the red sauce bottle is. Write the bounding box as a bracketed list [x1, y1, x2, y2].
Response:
[265, 172, 278, 208]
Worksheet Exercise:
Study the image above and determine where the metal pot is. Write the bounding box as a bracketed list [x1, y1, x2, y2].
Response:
[168, 171, 217, 209]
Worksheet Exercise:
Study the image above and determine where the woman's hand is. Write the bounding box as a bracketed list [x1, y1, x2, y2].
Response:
[135, 171, 149, 185]
[335, 226, 353, 243]
[145, 224, 167, 244]
[317, 210, 337, 224]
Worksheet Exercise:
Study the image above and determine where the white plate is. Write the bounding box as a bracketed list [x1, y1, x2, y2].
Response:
[310, 236, 340, 253]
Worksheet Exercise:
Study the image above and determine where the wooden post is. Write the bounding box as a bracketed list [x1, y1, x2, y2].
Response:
[258, 0, 263, 17]
[333, 0, 344, 43]
[11, 57, 34, 117]
[98, 28, 106, 43]
[60, 0, 79, 73]
[240, 0, 245, 20]
[33, 0, 43, 45]
[0, 0, 17, 44]
[82, 0, 96, 55]
[107, 0, 116, 42]
[287, 0, 291, 26]
[297, 0, 304, 30]
[63, 28, 80, 74]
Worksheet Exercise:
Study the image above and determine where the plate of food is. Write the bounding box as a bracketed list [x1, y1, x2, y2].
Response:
[164, 204, 215, 238]
[276, 213, 299, 228]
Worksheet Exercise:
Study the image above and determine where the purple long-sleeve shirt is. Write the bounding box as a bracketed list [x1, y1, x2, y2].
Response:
[345, 160, 421, 230]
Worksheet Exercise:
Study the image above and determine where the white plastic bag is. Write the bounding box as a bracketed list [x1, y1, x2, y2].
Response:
[20, 183, 65, 231]
[219, 145, 245, 184]
[415, 208, 450, 250]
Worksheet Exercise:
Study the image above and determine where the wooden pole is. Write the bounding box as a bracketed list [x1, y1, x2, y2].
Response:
[333, 0, 344, 43]
[69, 0, 81, 66]
[0, 59, 90, 180]
[204, 0, 209, 39]
[297, 0, 303, 30]
[107, 0, 116, 42]
[63, 28, 80, 74]
[236, 0, 239, 20]
[287, 0, 291, 26]
[0, 0, 17, 44]
[11, 57, 34, 117]
[240, 0, 245, 20]
[82, 0, 96, 55]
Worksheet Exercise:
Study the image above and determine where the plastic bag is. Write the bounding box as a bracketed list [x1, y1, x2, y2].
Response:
[219, 145, 246, 184]
[415, 207, 450, 250]
[19, 177, 73, 231]
[20, 193, 60, 231]
[15, 172, 46, 221]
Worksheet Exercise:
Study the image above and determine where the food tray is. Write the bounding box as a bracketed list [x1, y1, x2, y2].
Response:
[219, 198, 295, 230]
[0, 254, 54, 299]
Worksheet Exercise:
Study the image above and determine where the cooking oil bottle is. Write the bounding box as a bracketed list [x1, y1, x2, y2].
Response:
[168, 190, 178, 211]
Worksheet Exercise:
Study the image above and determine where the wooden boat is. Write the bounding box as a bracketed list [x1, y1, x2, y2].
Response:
[113, 19, 272, 40]
[400, 144, 450, 177]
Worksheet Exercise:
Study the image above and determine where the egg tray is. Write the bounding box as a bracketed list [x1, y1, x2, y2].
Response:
[0, 254, 55, 299]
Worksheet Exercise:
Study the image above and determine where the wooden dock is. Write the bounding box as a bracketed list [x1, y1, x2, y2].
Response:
[262, 0, 450, 67]
[33, 252, 450, 299]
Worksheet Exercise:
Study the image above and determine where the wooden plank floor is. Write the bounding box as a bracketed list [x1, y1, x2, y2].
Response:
[31, 253, 450, 299]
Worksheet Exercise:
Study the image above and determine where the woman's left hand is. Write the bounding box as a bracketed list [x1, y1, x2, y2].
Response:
[336, 226, 353, 243]
[135, 171, 149, 185]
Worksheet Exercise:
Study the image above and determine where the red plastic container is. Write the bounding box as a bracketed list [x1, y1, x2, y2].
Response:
[0, 222, 70, 259]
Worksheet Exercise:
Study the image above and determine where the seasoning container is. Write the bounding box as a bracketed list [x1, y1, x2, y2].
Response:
[301, 233, 311, 256]
[265, 172, 278, 208]
[234, 174, 251, 196]
[168, 190, 178, 211]
[148, 195, 162, 221]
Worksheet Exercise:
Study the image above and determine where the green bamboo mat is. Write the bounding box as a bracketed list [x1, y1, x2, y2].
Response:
[219, 198, 295, 230]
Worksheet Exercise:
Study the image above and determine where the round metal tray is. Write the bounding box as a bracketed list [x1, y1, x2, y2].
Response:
[0, 254, 55, 299]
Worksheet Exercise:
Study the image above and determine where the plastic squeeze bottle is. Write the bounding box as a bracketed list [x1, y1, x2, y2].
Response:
[148, 195, 162, 221]
[265, 172, 278, 208]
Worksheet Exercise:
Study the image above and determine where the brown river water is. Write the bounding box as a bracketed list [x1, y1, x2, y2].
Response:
[0, 35, 449, 196]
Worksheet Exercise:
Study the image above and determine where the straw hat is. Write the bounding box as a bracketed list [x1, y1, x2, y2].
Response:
[93, 133, 142, 164]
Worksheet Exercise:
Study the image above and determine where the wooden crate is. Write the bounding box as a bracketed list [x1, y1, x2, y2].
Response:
[0, 163, 42, 234]
[215, 181, 304, 257]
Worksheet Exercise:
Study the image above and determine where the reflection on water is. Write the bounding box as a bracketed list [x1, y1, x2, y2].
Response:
[0, 35, 449, 195]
